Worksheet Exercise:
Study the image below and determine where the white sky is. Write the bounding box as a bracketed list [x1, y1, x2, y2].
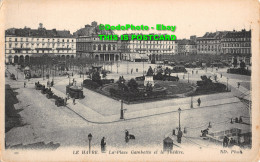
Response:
[3, 0, 257, 39]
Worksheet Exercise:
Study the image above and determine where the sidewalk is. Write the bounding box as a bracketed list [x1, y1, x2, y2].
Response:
[47, 83, 241, 124]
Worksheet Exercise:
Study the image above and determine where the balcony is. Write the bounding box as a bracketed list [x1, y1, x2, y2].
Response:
[135, 48, 147, 51]
[13, 48, 31, 50]
[35, 48, 52, 50]
[56, 48, 72, 50]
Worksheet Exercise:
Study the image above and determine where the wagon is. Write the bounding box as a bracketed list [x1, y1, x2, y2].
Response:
[46, 89, 54, 99]
[55, 97, 65, 107]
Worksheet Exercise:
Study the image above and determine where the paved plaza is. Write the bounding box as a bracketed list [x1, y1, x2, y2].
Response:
[5, 62, 251, 150]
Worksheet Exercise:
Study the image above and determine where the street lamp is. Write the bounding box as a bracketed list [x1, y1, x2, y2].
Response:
[190, 96, 193, 108]
[226, 77, 229, 91]
[178, 108, 181, 131]
[88, 133, 92, 153]
[120, 100, 124, 119]
[177, 108, 182, 143]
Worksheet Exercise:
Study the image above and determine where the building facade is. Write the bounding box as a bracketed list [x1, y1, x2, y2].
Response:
[221, 29, 251, 65]
[176, 39, 197, 55]
[120, 34, 177, 62]
[5, 23, 76, 64]
[196, 31, 228, 55]
[74, 21, 120, 61]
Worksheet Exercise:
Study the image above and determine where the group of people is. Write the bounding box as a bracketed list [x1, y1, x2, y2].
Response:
[223, 136, 236, 147]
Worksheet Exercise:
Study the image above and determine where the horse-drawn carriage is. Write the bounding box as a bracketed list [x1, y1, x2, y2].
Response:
[46, 89, 54, 99]
[35, 82, 44, 90]
[54, 96, 65, 107]
[41, 87, 49, 94]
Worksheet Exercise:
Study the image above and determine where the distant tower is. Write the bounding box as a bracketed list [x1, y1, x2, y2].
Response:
[38, 23, 43, 29]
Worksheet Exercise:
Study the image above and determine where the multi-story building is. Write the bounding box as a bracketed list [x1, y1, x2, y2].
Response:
[120, 33, 177, 62]
[196, 31, 228, 55]
[176, 39, 197, 55]
[221, 29, 251, 65]
[5, 23, 76, 64]
[74, 21, 120, 61]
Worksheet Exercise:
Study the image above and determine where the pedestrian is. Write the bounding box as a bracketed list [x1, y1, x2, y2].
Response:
[239, 116, 243, 123]
[197, 98, 201, 106]
[192, 70, 194, 74]
[101, 137, 106, 153]
[131, 68, 133, 74]
[223, 136, 229, 147]
[237, 82, 240, 89]
[136, 68, 138, 72]
[24, 82, 26, 88]
[65, 97, 67, 105]
[196, 70, 198, 74]
[221, 73, 222, 78]
[125, 129, 129, 138]
[73, 98, 75, 105]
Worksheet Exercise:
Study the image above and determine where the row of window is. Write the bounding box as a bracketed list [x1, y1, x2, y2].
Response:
[223, 48, 251, 54]
[7, 43, 74, 48]
[198, 48, 221, 51]
[222, 43, 250, 47]
[7, 37, 75, 43]
[198, 38, 250, 44]
[6, 49, 76, 54]
[222, 38, 250, 42]
[77, 38, 175, 44]
[93, 44, 116, 51]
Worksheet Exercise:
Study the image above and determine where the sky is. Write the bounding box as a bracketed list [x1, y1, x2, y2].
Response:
[2, 0, 257, 39]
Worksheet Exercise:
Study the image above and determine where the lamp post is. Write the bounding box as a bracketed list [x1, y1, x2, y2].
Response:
[88, 133, 92, 154]
[120, 100, 124, 119]
[69, 74, 71, 85]
[226, 77, 229, 91]
[178, 108, 181, 131]
[190, 96, 193, 108]
[177, 107, 182, 143]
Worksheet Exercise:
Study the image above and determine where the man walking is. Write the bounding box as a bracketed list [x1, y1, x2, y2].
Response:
[197, 98, 201, 106]
[125, 130, 129, 143]
[73, 98, 76, 105]
[101, 137, 106, 153]
[24, 82, 26, 88]
[237, 82, 240, 89]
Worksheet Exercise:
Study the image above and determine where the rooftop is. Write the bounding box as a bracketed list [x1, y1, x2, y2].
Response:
[5, 23, 74, 38]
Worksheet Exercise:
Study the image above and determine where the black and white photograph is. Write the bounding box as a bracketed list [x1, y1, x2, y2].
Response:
[1, 0, 259, 161]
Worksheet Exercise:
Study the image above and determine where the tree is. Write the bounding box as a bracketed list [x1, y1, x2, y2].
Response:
[118, 76, 126, 91]
[155, 72, 164, 80]
[240, 60, 246, 69]
[232, 58, 238, 68]
[145, 82, 153, 92]
[164, 67, 171, 76]
[92, 71, 101, 84]
[102, 70, 107, 78]
[127, 78, 138, 92]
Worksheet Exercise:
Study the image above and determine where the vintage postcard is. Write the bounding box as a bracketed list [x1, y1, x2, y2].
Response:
[0, 0, 259, 161]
